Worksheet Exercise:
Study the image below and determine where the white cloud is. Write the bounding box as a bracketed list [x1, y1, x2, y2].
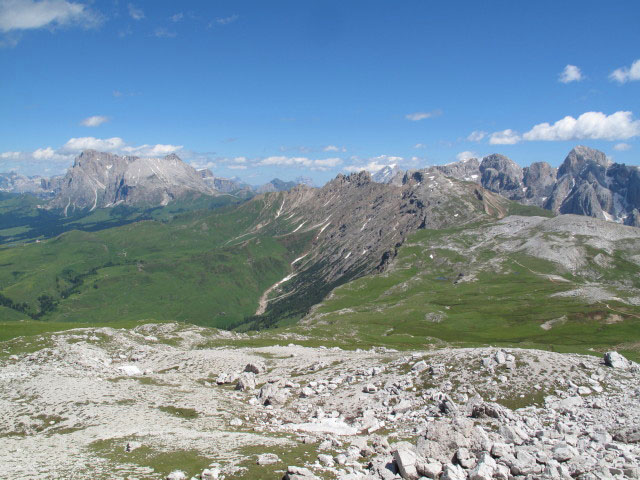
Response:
[343, 155, 403, 173]
[610, 59, 640, 84]
[61, 136, 125, 152]
[32, 146, 55, 159]
[313, 158, 341, 168]
[228, 165, 247, 170]
[323, 145, 346, 152]
[257, 156, 341, 171]
[2, 138, 189, 175]
[405, 110, 441, 121]
[456, 151, 477, 162]
[559, 64, 584, 83]
[170, 12, 183, 22]
[613, 142, 631, 151]
[467, 130, 486, 142]
[0, 147, 73, 171]
[0, 151, 21, 159]
[523, 111, 640, 141]
[127, 3, 144, 20]
[80, 115, 109, 127]
[232, 156, 246, 163]
[122, 143, 183, 157]
[0, 0, 99, 33]
[489, 129, 521, 145]
[413, 143, 426, 149]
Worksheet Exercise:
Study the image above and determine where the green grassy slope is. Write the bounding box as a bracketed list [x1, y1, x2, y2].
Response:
[0, 195, 311, 329]
[0, 191, 241, 245]
[295, 224, 640, 360]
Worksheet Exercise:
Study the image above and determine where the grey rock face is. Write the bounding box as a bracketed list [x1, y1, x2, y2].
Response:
[522, 161, 557, 205]
[434, 157, 481, 182]
[48, 150, 219, 214]
[479, 154, 524, 200]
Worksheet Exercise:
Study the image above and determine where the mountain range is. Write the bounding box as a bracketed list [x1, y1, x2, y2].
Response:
[407, 146, 640, 227]
[2, 146, 638, 227]
[1, 143, 639, 365]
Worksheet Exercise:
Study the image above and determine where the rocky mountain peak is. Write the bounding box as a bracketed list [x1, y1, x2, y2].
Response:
[163, 153, 182, 163]
[48, 150, 219, 214]
[331, 170, 372, 187]
[479, 154, 524, 197]
[558, 146, 611, 178]
[73, 149, 129, 168]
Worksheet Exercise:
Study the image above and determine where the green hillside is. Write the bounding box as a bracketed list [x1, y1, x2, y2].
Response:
[0, 191, 241, 245]
[295, 222, 640, 360]
[0, 194, 311, 329]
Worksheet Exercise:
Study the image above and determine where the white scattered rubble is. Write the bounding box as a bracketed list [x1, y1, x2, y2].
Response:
[0, 324, 639, 480]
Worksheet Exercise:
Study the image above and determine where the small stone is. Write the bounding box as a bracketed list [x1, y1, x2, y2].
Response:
[244, 361, 267, 374]
[257, 453, 280, 465]
[317, 453, 334, 466]
[166, 471, 187, 480]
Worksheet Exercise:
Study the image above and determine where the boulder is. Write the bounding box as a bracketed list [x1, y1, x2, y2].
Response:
[283, 465, 319, 479]
[258, 383, 288, 406]
[468, 453, 495, 480]
[441, 463, 467, 480]
[604, 351, 630, 369]
[245, 361, 267, 374]
[417, 460, 442, 479]
[455, 447, 476, 469]
[236, 372, 256, 391]
[392, 445, 419, 480]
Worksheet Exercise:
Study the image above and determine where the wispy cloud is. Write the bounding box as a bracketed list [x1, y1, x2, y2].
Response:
[80, 115, 109, 127]
[127, 3, 144, 20]
[559, 64, 584, 83]
[405, 110, 442, 121]
[343, 155, 403, 173]
[467, 130, 486, 142]
[258, 155, 341, 171]
[154, 27, 176, 38]
[610, 59, 640, 84]
[323, 145, 346, 152]
[170, 12, 183, 22]
[211, 14, 238, 26]
[613, 142, 631, 151]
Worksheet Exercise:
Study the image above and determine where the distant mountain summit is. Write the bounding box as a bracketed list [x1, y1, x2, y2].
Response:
[48, 150, 219, 214]
[372, 164, 402, 184]
[0, 172, 62, 197]
[417, 146, 640, 227]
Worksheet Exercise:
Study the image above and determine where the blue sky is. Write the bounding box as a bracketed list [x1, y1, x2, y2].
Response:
[1, 0, 639, 184]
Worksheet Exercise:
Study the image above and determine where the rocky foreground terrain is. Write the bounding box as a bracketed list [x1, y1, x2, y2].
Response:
[1, 323, 639, 480]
